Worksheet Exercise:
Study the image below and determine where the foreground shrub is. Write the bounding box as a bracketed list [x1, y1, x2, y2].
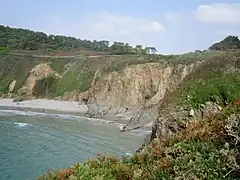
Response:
[40, 105, 240, 180]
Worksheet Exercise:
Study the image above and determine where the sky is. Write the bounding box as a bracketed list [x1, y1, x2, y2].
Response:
[1, 0, 240, 54]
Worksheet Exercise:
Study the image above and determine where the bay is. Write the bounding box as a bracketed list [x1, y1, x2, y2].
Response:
[0, 109, 144, 180]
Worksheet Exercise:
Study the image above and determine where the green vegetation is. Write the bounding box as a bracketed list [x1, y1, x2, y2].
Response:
[209, 36, 240, 51]
[0, 54, 72, 95]
[1, 48, 240, 102]
[167, 51, 240, 108]
[55, 71, 92, 96]
[39, 104, 240, 179]
[33, 76, 58, 98]
[179, 72, 240, 107]
[0, 25, 157, 55]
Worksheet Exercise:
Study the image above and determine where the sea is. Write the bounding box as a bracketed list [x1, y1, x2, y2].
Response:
[0, 108, 146, 180]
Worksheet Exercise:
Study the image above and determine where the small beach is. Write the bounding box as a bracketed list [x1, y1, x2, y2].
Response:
[0, 98, 153, 133]
[0, 98, 88, 114]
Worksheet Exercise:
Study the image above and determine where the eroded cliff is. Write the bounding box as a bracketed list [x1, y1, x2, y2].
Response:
[2, 50, 240, 134]
[86, 62, 202, 130]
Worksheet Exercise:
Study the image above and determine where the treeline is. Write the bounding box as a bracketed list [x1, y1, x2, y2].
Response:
[209, 36, 240, 51]
[0, 25, 157, 55]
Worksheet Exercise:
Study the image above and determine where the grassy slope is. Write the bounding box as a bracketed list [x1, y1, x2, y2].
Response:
[0, 52, 75, 95]
[0, 50, 216, 97]
[163, 51, 240, 108]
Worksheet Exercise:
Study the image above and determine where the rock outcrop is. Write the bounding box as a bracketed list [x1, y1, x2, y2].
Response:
[151, 101, 223, 140]
[8, 80, 16, 93]
[86, 62, 202, 130]
[19, 63, 61, 96]
[61, 90, 89, 104]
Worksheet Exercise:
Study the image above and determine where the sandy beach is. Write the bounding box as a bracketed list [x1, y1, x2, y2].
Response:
[0, 98, 153, 133]
[0, 98, 88, 114]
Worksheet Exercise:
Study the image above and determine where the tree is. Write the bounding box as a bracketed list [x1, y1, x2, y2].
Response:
[135, 45, 143, 54]
[0, 25, 148, 55]
[150, 47, 157, 54]
[209, 36, 240, 51]
[110, 42, 126, 54]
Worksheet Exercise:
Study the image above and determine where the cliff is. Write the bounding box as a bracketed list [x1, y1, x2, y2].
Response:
[1, 50, 240, 133]
[0, 50, 204, 130]
[86, 62, 201, 130]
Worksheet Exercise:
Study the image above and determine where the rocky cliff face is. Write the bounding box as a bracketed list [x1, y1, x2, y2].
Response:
[6, 59, 203, 131]
[86, 62, 202, 130]
[4, 55, 205, 133]
[150, 101, 223, 141]
[16, 63, 61, 98]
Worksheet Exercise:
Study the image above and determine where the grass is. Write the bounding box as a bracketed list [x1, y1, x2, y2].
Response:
[55, 71, 93, 96]
[178, 71, 240, 107]
[162, 50, 240, 108]
[0, 47, 10, 54]
[0, 53, 79, 95]
[39, 104, 240, 180]
[1, 49, 237, 98]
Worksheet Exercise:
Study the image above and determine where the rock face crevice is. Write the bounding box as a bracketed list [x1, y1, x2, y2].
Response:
[86, 62, 202, 129]
[18, 63, 61, 98]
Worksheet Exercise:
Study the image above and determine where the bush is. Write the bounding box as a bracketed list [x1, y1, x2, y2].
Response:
[33, 76, 58, 98]
[179, 72, 240, 107]
[39, 105, 240, 179]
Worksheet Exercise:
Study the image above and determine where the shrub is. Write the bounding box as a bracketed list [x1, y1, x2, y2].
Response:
[55, 71, 92, 96]
[39, 105, 240, 179]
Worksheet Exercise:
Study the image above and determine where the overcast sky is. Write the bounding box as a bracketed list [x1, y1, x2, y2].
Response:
[1, 0, 240, 54]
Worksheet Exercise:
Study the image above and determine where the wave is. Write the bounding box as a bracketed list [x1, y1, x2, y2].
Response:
[0, 109, 119, 125]
[0, 109, 81, 119]
[0, 109, 151, 134]
[14, 122, 32, 128]
[0, 109, 46, 117]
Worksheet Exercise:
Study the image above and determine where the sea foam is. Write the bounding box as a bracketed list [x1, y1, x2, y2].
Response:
[14, 122, 32, 128]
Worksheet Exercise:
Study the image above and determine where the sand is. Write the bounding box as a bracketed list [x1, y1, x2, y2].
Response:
[0, 98, 88, 113]
[0, 98, 152, 134]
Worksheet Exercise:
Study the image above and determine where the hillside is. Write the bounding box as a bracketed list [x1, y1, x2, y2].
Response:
[0, 25, 157, 55]
[1, 26, 240, 179]
[209, 36, 240, 51]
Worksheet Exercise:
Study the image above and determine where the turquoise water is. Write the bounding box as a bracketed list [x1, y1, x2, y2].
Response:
[0, 109, 144, 180]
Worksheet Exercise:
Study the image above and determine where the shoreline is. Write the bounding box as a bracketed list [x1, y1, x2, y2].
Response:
[0, 98, 88, 114]
[0, 98, 153, 134]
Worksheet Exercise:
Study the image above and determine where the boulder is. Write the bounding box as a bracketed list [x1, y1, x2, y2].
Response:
[13, 96, 24, 103]
[8, 80, 16, 93]
[201, 101, 222, 118]
[151, 101, 223, 140]
[62, 90, 79, 101]
[189, 108, 195, 117]
[78, 91, 89, 105]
